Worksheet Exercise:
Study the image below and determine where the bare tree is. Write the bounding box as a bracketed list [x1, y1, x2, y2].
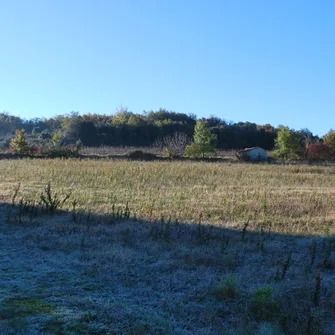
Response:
[154, 132, 191, 157]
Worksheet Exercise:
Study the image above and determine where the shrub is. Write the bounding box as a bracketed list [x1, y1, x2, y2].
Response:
[51, 130, 64, 148]
[215, 276, 239, 300]
[40, 182, 71, 214]
[250, 285, 280, 321]
[272, 148, 302, 160]
[154, 132, 190, 157]
[163, 147, 179, 159]
[46, 146, 80, 158]
[307, 142, 332, 162]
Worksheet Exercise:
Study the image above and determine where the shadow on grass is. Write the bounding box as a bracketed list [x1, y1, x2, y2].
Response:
[0, 151, 235, 163]
[0, 201, 334, 335]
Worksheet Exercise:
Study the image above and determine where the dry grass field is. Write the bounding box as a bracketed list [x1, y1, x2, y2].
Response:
[1, 159, 334, 234]
[0, 158, 334, 334]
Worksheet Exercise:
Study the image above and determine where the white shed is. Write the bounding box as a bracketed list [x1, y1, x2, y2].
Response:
[236, 147, 268, 161]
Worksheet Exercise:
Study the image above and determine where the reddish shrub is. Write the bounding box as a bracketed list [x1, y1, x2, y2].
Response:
[307, 143, 334, 161]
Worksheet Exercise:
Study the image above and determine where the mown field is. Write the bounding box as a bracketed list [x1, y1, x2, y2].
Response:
[0, 159, 334, 334]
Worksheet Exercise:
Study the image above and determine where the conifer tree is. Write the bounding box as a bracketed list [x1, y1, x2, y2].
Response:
[185, 120, 216, 158]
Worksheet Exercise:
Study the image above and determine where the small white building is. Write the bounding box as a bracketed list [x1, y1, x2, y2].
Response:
[236, 147, 268, 161]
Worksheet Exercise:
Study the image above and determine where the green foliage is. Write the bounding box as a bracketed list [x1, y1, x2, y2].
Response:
[185, 120, 216, 158]
[273, 126, 301, 160]
[184, 143, 204, 158]
[216, 276, 239, 300]
[110, 107, 134, 125]
[47, 146, 80, 158]
[75, 139, 82, 152]
[51, 130, 64, 148]
[324, 129, 335, 149]
[250, 285, 280, 321]
[0, 111, 278, 149]
[10, 129, 29, 153]
[163, 147, 178, 159]
[194, 120, 216, 153]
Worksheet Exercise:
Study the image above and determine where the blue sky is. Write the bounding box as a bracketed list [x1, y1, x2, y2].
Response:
[0, 0, 334, 136]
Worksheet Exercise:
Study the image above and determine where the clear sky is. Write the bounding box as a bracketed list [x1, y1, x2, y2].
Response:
[0, 0, 334, 136]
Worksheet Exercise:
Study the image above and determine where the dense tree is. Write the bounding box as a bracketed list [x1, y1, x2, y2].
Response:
[0, 112, 23, 135]
[324, 129, 335, 149]
[273, 126, 301, 159]
[6, 110, 329, 154]
[144, 109, 196, 125]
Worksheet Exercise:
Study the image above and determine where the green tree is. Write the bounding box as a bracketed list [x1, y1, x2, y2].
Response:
[273, 126, 301, 159]
[185, 120, 216, 158]
[109, 107, 133, 125]
[10, 129, 29, 153]
[324, 129, 335, 149]
[51, 131, 64, 148]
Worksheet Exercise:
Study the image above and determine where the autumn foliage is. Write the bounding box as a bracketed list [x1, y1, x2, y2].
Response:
[307, 142, 335, 162]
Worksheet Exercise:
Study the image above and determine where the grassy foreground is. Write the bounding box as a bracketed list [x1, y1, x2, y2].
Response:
[0, 159, 334, 334]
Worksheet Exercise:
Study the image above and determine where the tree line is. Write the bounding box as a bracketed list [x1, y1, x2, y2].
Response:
[0, 108, 282, 150]
[1, 108, 334, 161]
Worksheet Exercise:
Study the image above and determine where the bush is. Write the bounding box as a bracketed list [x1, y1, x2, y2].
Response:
[250, 286, 280, 321]
[40, 182, 71, 214]
[128, 150, 157, 161]
[163, 147, 179, 159]
[184, 143, 216, 158]
[272, 149, 302, 161]
[46, 146, 80, 158]
[215, 276, 239, 300]
[51, 130, 64, 148]
[307, 142, 334, 162]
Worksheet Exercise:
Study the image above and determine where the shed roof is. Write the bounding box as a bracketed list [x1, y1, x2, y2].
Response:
[237, 147, 266, 153]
